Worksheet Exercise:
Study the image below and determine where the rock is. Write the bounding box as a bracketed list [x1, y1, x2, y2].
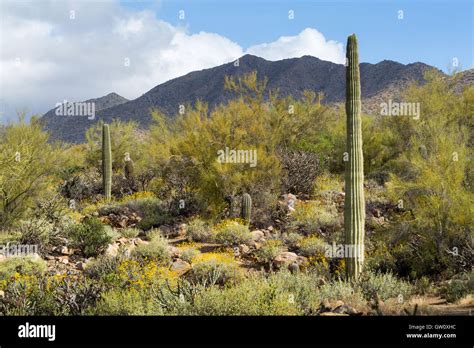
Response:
[168, 246, 181, 258]
[320, 312, 348, 316]
[59, 246, 73, 255]
[333, 304, 358, 315]
[288, 262, 299, 274]
[122, 243, 136, 257]
[280, 193, 297, 212]
[76, 261, 86, 271]
[274, 251, 298, 266]
[0, 290, 4, 298]
[58, 256, 69, 264]
[170, 259, 191, 274]
[238, 244, 250, 255]
[178, 223, 187, 236]
[105, 243, 119, 257]
[373, 208, 382, 218]
[117, 237, 128, 245]
[267, 226, 274, 232]
[250, 230, 265, 242]
[45, 255, 55, 261]
[135, 239, 149, 246]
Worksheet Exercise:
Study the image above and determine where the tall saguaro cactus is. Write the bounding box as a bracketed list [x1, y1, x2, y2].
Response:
[102, 124, 112, 201]
[241, 193, 252, 225]
[344, 34, 365, 279]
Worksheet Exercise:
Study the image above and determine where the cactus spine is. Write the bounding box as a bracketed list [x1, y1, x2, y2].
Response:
[241, 193, 252, 225]
[344, 34, 365, 279]
[102, 124, 112, 201]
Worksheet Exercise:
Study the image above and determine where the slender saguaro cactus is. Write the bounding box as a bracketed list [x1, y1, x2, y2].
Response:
[344, 34, 365, 279]
[241, 193, 252, 225]
[102, 124, 112, 201]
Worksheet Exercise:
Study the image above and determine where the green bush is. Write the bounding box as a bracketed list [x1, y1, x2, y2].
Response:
[0, 256, 47, 280]
[357, 271, 413, 302]
[255, 240, 284, 265]
[439, 273, 472, 303]
[180, 248, 201, 264]
[291, 201, 341, 234]
[298, 236, 326, 258]
[185, 254, 239, 287]
[186, 218, 212, 242]
[68, 217, 111, 257]
[214, 221, 251, 246]
[133, 233, 170, 263]
[282, 232, 304, 249]
[119, 227, 141, 238]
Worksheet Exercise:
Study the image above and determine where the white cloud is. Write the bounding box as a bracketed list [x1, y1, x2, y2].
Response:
[246, 28, 345, 64]
[0, 0, 344, 123]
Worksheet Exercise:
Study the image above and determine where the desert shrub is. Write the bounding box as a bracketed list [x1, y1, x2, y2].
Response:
[119, 227, 141, 238]
[84, 252, 129, 282]
[0, 256, 46, 280]
[282, 232, 304, 250]
[187, 275, 302, 316]
[280, 150, 322, 198]
[126, 198, 172, 231]
[18, 218, 58, 253]
[186, 218, 212, 242]
[68, 217, 111, 257]
[414, 276, 433, 295]
[0, 275, 57, 315]
[357, 271, 413, 302]
[298, 236, 326, 258]
[96, 288, 159, 315]
[213, 220, 251, 246]
[255, 240, 284, 265]
[291, 201, 341, 234]
[180, 248, 201, 264]
[54, 276, 105, 315]
[60, 170, 101, 201]
[319, 280, 365, 305]
[439, 273, 472, 303]
[133, 234, 170, 263]
[185, 253, 239, 287]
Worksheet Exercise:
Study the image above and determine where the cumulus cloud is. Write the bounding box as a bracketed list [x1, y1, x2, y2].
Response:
[246, 28, 345, 64]
[0, 0, 344, 123]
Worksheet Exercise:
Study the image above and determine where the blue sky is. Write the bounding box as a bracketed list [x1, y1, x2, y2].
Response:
[0, 0, 472, 122]
[124, 0, 473, 71]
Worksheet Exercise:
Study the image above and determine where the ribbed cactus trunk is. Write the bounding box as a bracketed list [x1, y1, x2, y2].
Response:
[344, 34, 365, 279]
[241, 193, 252, 225]
[102, 124, 112, 201]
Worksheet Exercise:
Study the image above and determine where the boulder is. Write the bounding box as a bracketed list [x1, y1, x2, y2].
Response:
[279, 193, 298, 213]
[105, 243, 119, 257]
[170, 259, 191, 275]
[274, 251, 298, 266]
[250, 230, 265, 242]
[333, 304, 358, 315]
[238, 244, 250, 255]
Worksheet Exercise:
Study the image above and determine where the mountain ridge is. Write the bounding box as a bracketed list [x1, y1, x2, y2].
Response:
[41, 54, 445, 143]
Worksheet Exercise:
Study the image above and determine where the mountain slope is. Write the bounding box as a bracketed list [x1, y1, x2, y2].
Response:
[42, 55, 439, 143]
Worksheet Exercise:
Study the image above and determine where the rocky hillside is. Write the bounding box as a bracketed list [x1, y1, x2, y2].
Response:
[41, 55, 440, 143]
